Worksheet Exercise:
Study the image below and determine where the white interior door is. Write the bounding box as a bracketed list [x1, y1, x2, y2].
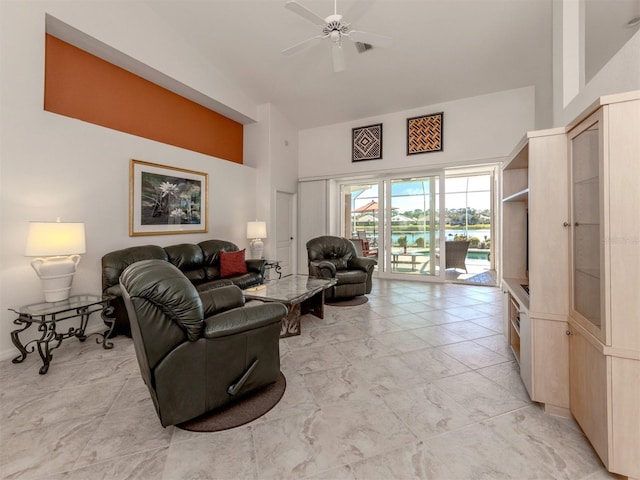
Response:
[276, 191, 295, 277]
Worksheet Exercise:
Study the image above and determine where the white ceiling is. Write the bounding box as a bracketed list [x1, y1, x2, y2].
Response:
[144, 0, 556, 129]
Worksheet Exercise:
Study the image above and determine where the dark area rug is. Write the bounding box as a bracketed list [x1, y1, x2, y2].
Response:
[176, 372, 286, 432]
[325, 296, 369, 307]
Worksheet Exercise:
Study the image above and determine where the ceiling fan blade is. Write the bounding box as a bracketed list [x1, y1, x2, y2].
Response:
[348, 30, 393, 48]
[332, 42, 346, 73]
[281, 35, 326, 56]
[344, 0, 375, 24]
[285, 1, 326, 26]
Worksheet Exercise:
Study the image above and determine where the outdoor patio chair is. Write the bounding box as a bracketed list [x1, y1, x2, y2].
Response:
[445, 240, 470, 272]
[351, 238, 378, 258]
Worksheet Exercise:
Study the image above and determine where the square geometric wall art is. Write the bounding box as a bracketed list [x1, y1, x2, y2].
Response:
[406, 112, 444, 155]
[352, 123, 383, 162]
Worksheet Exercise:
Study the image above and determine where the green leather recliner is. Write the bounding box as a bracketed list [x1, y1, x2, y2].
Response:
[119, 259, 286, 427]
[306, 236, 377, 300]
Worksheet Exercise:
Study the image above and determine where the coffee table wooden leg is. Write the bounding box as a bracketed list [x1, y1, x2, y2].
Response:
[280, 303, 301, 338]
[301, 290, 325, 320]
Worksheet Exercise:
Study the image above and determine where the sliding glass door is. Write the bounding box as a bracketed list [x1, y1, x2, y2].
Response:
[387, 176, 442, 277]
[340, 174, 445, 280]
[443, 173, 495, 285]
[341, 182, 380, 252]
[339, 168, 495, 284]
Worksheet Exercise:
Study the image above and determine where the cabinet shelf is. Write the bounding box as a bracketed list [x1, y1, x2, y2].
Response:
[510, 317, 521, 335]
[574, 176, 598, 186]
[575, 267, 600, 280]
[502, 188, 529, 203]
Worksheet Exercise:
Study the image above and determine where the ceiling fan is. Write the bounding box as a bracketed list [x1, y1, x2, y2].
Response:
[282, 0, 393, 73]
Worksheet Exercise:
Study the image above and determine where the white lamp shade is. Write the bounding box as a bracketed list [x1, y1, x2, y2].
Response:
[25, 222, 86, 257]
[246, 221, 267, 239]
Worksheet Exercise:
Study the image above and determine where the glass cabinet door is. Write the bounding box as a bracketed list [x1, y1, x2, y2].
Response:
[570, 119, 602, 333]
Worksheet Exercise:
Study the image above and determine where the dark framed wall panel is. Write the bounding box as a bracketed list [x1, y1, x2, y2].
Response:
[406, 112, 443, 155]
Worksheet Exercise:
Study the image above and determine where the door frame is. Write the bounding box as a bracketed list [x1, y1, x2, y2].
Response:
[337, 169, 447, 283]
[275, 190, 297, 277]
[381, 171, 446, 282]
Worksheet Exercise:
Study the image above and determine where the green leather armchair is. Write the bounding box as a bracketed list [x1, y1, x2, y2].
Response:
[306, 236, 377, 300]
[119, 259, 286, 427]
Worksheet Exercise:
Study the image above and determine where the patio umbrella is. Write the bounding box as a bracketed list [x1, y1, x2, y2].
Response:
[353, 201, 399, 214]
[353, 200, 379, 213]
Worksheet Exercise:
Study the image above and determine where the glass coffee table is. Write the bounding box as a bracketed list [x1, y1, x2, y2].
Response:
[244, 275, 337, 337]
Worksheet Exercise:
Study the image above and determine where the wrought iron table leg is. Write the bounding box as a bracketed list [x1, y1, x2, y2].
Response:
[75, 307, 89, 342]
[36, 323, 62, 375]
[11, 319, 33, 364]
[99, 306, 115, 349]
[274, 264, 282, 279]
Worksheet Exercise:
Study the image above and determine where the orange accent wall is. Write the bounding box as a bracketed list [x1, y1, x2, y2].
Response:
[44, 34, 243, 164]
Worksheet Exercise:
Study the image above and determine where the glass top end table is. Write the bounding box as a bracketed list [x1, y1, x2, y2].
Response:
[9, 294, 116, 374]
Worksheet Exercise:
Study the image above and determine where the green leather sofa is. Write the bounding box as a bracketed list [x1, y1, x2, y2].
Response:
[102, 239, 265, 337]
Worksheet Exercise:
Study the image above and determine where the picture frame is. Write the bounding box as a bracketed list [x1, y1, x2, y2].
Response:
[129, 159, 208, 236]
[406, 112, 444, 155]
[352, 123, 383, 162]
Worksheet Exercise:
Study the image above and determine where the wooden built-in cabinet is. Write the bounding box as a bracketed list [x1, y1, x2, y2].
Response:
[566, 92, 640, 479]
[501, 127, 570, 414]
[502, 92, 639, 479]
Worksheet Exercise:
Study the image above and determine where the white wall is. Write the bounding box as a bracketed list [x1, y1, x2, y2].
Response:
[562, 30, 640, 125]
[244, 103, 299, 261]
[553, 0, 640, 126]
[0, 2, 262, 360]
[298, 87, 536, 180]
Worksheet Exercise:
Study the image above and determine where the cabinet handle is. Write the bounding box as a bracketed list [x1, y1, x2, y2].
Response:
[563, 222, 570, 227]
[565, 330, 573, 336]
[574, 222, 580, 227]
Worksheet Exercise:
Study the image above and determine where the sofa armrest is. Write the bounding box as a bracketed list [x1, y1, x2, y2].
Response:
[104, 284, 122, 297]
[204, 303, 286, 339]
[199, 285, 245, 317]
[246, 258, 266, 275]
[309, 260, 337, 278]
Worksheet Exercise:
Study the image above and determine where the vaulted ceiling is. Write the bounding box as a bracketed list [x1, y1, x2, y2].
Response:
[145, 0, 554, 130]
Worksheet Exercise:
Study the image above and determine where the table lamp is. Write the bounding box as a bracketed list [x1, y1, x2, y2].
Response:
[247, 221, 267, 259]
[25, 219, 86, 302]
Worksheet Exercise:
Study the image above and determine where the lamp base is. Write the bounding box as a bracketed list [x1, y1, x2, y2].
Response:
[249, 238, 264, 260]
[30, 255, 81, 303]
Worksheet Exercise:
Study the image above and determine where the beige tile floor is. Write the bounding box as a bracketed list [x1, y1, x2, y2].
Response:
[0, 279, 617, 480]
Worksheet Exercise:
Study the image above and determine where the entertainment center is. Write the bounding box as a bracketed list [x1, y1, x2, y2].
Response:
[501, 126, 569, 414]
[501, 91, 640, 479]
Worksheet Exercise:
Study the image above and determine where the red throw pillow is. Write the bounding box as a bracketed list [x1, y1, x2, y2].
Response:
[220, 249, 248, 277]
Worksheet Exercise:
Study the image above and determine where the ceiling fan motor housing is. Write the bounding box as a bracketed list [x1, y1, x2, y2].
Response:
[323, 14, 349, 38]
